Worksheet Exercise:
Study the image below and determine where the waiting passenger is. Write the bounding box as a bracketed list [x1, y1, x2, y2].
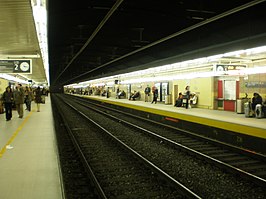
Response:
[34, 86, 42, 112]
[189, 92, 198, 106]
[151, 87, 158, 104]
[25, 87, 34, 112]
[144, 85, 151, 102]
[263, 96, 266, 114]
[183, 86, 191, 109]
[129, 91, 140, 100]
[101, 90, 107, 96]
[94, 89, 100, 95]
[128, 91, 134, 100]
[174, 92, 183, 107]
[2, 86, 13, 121]
[251, 92, 262, 111]
[117, 90, 126, 99]
[13, 84, 24, 118]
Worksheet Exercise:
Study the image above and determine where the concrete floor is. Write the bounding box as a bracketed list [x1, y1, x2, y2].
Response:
[0, 97, 63, 199]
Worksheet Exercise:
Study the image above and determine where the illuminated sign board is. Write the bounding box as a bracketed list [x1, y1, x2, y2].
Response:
[214, 64, 246, 72]
[0, 59, 32, 74]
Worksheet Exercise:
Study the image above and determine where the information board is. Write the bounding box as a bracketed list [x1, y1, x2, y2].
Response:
[214, 64, 246, 72]
[0, 59, 32, 74]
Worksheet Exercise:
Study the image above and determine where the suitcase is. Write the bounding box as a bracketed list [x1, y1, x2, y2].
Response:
[255, 104, 264, 118]
[244, 102, 253, 117]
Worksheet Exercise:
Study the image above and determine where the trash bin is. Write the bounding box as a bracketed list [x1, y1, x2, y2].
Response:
[236, 99, 248, 114]
[165, 94, 172, 104]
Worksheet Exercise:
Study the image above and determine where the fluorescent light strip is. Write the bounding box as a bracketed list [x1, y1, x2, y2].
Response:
[31, 0, 50, 85]
[65, 46, 266, 88]
[0, 74, 29, 84]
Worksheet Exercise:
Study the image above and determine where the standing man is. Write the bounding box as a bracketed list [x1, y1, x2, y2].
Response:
[2, 86, 14, 121]
[144, 85, 151, 102]
[25, 87, 34, 111]
[34, 86, 42, 112]
[13, 84, 25, 118]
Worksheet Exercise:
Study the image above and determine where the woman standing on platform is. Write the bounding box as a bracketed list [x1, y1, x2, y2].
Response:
[184, 85, 191, 109]
[2, 86, 14, 121]
[34, 86, 42, 112]
[151, 87, 158, 104]
[25, 87, 34, 111]
[13, 84, 24, 118]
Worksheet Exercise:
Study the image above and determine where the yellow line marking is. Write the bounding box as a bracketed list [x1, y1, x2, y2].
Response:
[0, 111, 33, 158]
[83, 95, 266, 139]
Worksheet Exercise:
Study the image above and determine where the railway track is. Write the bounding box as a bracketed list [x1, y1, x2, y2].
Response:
[61, 94, 266, 198]
[52, 97, 103, 199]
[52, 94, 199, 199]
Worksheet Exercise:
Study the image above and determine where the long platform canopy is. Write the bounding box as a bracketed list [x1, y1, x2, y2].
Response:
[0, 0, 48, 85]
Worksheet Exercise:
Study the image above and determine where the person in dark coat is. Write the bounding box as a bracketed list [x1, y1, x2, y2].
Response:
[117, 90, 125, 99]
[34, 87, 42, 112]
[183, 85, 191, 109]
[144, 85, 151, 102]
[251, 92, 263, 111]
[151, 87, 158, 104]
[174, 92, 183, 107]
[2, 86, 14, 121]
[13, 84, 24, 118]
[25, 87, 34, 111]
[129, 91, 140, 100]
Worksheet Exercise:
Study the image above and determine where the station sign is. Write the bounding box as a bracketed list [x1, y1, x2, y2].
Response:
[0, 59, 32, 74]
[214, 64, 247, 72]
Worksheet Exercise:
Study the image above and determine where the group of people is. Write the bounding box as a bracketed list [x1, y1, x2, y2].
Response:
[115, 85, 158, 103]
[117, 85, 196, 106]
[1, 85, 44, 121]
[144, 85, 158, 104]
[174, 86, 197, 109]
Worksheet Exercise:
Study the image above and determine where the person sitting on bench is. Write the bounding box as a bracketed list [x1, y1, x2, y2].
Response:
[129, 91, 140, 100]
[251, 92, 262, 112]
[174, 92, 183, 107]
[117, 90, 126, 99]
[189, 92, 198, 106]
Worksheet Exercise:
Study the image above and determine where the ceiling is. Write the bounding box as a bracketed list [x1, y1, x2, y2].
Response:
[0, 0, 47, 84]
[47, 0, 266, 90]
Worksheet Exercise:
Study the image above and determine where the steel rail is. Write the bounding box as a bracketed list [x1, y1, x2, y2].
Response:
[59, 95, 202, 199]
[70, 95, 266, 188]
[55, 96, 108, 199]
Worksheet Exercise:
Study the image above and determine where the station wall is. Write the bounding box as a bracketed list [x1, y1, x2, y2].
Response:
[0, 78, 9, 95]
[172, 77, 214, 109]
[68, 72, 266, 111]
[240, 73, 266, 99]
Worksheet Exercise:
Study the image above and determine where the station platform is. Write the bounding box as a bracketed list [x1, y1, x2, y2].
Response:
[76, 94, 266, 153]
[0, 96, 63, 199]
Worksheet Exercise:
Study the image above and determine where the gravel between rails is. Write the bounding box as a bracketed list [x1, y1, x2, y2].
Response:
[54, 95, 186, 199]
[68, 96, 266, 199]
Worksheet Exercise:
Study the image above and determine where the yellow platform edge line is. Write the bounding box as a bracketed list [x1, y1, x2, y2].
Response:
[82, 95, 266, 139]
[0, 111, 33, 158]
